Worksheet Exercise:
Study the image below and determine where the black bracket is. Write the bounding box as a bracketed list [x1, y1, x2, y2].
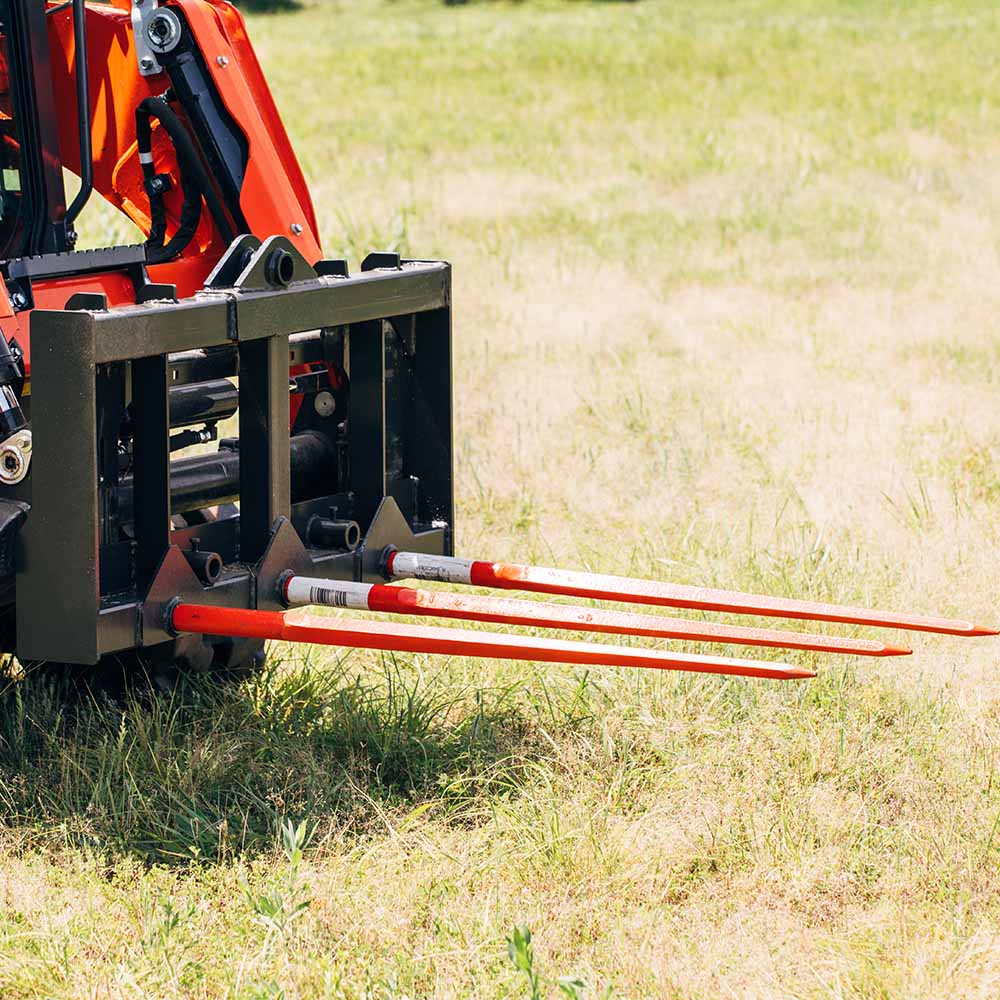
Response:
[361, 252, 402, 272]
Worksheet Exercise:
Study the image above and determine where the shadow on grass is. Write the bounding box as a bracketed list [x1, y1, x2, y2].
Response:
[0, 652, 548, 864]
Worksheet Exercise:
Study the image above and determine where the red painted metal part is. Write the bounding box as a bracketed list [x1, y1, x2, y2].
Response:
[387, 553, 998, 637]
[9, 1, 325, 376]
[47, 0, 322, 269]
[46, 2, 225, 306]
[176, 0, 322, 259]
[287, 579, 910, 657]
[371, 585, 912, 656]
[171, 604, 816, 681]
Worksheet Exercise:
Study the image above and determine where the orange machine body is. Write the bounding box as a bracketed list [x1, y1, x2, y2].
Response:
[6, 0, 321, 372]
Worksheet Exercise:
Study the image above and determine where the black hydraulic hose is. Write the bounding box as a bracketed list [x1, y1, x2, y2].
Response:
[135, 97, 236, 263]
[136, 100, 203, 264]
[64, 0, 93, 230]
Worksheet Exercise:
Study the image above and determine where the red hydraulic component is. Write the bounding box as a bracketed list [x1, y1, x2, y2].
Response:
[282, 577, 911, 658]
[170, 603, 815, 681]
[386, 552, 998, 637]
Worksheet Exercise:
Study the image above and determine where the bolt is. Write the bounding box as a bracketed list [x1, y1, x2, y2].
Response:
[140, 56, 155, 71]
[216, 55, 230, 68]
[10, 291, 26, 310]
[290, 223, 303, 236]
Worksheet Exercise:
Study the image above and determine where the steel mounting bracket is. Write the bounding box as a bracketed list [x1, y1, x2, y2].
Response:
[132, 0, 163, 77]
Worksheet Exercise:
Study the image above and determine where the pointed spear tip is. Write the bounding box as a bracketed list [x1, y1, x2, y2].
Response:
[782, 666, 817, 680]
[880, 644, 913, 657]
[970, 624, 1000, 637]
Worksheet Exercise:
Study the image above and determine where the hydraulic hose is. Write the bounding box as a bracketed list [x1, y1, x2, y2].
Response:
[135, 97, 236, 264]
[64, 0, 93, 230]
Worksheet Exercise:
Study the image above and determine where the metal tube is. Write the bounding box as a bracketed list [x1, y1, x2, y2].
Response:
[115, 429, 337, 518]
[168, 378, 238, 429]
[169, 347, 238, 386]
[183, 548, 223, 585]
[167, 332, 322, 387]
[305, 516, 360, 552]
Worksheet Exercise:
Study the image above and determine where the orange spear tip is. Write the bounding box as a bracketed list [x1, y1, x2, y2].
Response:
[784, 665, 817, 679]
[971, 624, 1000, 637]
[880, 644, 913, 657]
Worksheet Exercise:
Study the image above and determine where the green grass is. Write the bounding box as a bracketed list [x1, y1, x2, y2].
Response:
[11, 0, 1000, 995]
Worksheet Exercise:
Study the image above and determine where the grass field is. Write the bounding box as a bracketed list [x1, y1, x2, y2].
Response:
[6, 0, 1000, 995]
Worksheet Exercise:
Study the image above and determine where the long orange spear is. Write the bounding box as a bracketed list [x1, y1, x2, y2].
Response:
[282, 577, 911, 657]
[170, 603, 815, 681]
[385, 552, 998, 637]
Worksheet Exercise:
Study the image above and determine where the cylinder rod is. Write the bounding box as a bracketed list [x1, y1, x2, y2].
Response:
[115, 429, 336, 518]
[168, 378, 238, 429]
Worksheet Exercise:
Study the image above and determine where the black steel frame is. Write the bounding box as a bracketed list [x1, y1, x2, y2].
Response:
[4, 0, 70, 256]
[16, 237, 453, 664]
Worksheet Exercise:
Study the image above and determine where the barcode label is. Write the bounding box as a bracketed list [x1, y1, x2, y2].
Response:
[285, 577, 372, 610]
[311, 587, 348, 608]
